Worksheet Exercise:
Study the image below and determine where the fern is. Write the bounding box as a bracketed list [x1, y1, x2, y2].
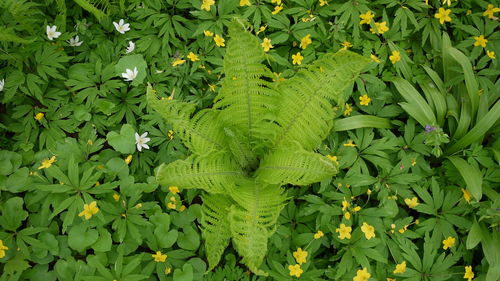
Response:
[148, 19, 370, 275]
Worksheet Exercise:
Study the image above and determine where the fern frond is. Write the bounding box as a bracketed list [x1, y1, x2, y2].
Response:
[271, 50, 370, 150]
[201, 193, 234, 271]
[228, 182, 287, 275]
[256, 142, 339, 186]
[0, 27, 35, 44]
[147, 85, 226, 154]
[72, 0, 112, 21]
[213, 22, 277, 149]
[156, 152, 245, 194]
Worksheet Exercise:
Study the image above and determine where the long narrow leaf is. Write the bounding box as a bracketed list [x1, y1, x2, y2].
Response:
[333, 115, 392, 131]
[393, 77, 436, 127]
[447, 156, 482, 201]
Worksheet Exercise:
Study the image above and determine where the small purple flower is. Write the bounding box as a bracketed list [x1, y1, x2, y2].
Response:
[425, 125, 436, 133]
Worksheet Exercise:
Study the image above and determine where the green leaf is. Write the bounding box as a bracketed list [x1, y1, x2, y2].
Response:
[466, 221, 482, 249]
[447, 156, 482, 201]
[333, 115, 392, 131]
[106, 124, 136, 154]
[92, 228, 112, 252]
[177, 226, 200, 251]
[115, 54, 148, 86]
[173, 263, 194, 281]
[68, 224, 99, 252]
[392, 77, 436, 127]
[0, 197, 29, 231]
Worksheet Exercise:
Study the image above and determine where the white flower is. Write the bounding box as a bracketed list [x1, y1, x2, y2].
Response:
[135, 132, 150, 152]
[67, 35, 83, 46]
[113, 19, 130, 34]
[121, 67, 138, 82]
[0, 79, 4, 92]
[126, 41, 135, 53]
[46, 25, 62, 40]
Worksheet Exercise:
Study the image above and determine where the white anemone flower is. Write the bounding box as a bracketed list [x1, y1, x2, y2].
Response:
[0, 79, 4, 92]
[135, 132, 150, 152]
[126, 41, 135, 53]
[46, 25, 62, 40]
[113, 19, 130, 34]
[67, 35, 83, 46]
[121, 67, 138, 82]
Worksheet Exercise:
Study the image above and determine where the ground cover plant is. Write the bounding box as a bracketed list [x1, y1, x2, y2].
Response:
[0, 0, 499, 281]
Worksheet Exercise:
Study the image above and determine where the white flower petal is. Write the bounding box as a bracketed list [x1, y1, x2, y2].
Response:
[135, 132, 140, 141]
[142, 144, 150, 150]
[141, 132, 148, 138]
[137, 143, 142, 151]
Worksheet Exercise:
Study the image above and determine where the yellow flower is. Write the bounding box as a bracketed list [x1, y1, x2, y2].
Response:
[271, 0, 281, 5]
[411, 158, 417, 166]
[389, 50, 401, 64]
[135, 203, 142, 208]
[124, 154, 132, 164]
[292, 52, 304, 65]
[169, 186, 180, 194]
[370, 21, 389, 34]
[300, 34, 312, 49]
[353, 267, 371, 281]
[361, 222, 375, 240]
[359, 11, 374, 25]
[167, 130, 174, 140]
[344, 140, 356, 147]
[208, 84, 216, 92]
[200, 0, 215, 11]
[38, 156, 56, 170]
[172, 58, 186, 66]
[179, 205, 187, 212]
[187, 52, 199, 62]
[261, 38, 273, 52]
[327, 155, 339, 165]
[442, 0, 454, 6]
[442, 236, 456, 250]
[288, 264, 303, 277]
[343, 103, 353, 116]
[473, 35, 488, 48]
[239, 0, 251, 6]
[256, 25, 266, 34]
[78, 201, 99, 220]
[335, 223, 352, 240]
[314, 230, 324, 239]
[164, 267, 172, 274]
[204, 30, 214, 37]
[344, 212, 351, 220]
[461, 188, 472, 203]
[404, 197, 419, 208]
[341, 41, 352, 50]
[464, 266, 474, 281]
[167, 202, 176, 209]
[214, 35, 225, 47]
[435, 7, 452, 24]
[35, 112, 45, 120]
[393, 261, 407, 274]
[341, 199, 350, 211]
[169, 196, 176, 202]
[113, 193, 120, 201]
[152, 251, 167, 262]
[370, 54, 381, 63]
[293, 248, 308, 264]
[486, 50, 496, 59]
[319, 0, 328, 6]
[272, 4, 283, 15]
[483, 4, 500, 19]
[359, 94, 371, 106]
[0, 240, 8, 258]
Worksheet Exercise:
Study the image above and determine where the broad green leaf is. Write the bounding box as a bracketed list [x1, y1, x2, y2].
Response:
[106, 124, 136, 154]
[447, 156, 482, 201]
[333, 115, 392, 131]
[0, 197, 29, 231]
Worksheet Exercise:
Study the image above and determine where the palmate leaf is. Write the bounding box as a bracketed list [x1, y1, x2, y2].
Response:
[228, 182, 287, 276]
[156, 152, 245, 194]
[257, 142, 339, 186]
[201, 193, 234, 271]
[271, 51, 371, 150]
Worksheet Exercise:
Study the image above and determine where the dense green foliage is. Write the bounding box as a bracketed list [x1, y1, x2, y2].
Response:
[0, 0, 499, 281]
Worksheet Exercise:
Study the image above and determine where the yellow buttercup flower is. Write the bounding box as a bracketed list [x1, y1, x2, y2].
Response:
[405, 197, 419, 208]
[293, 248, 308, 264]
[167, 202, 176, 209]
[208, 84, 216, 92]
[393, 261, 407, 274]
[113, 193, 120, 201]
[169, 186, 180, 194]
[389, 50, 401, 64]
[344, 212, 351, 220]
[256, 25, 266, 34]
[214, 34, 225, 47]
[272, 5, 283, 15]
[370, 54, 381, 63]
[486, 50, 496, 59]
[288, 264, 303, 277]
[204, 30, 214, 37]
[319, 0, 328, 6]
[359, 94, 371, 106]
[483, 4, 500, 19]
[179, 205, 187, 212]
[435, 7, 452, 24]
[152, 251, 167, 262]
[442, 236, 456, 250]
[335, 223, 352, 240]
[187, 52, 199, 62]
[461, 188, 472, 203]
[343, 103, 353, 116]
[78, 201, 99, 220]
[35, 112, 45, 120]
[172, 58, 186, 66]
[164, 267, 172, 274]
[38, 156, 56, 170]
[361, 222, 375, 240]
[239, 0, 251, 6]
[200, 0, 215, 11]
[473, 35, 488, 48]
[271, 0, 281, 5]
[353, 267, 371, 281]
[327, 155, 338, 165]
[124, 154, 132, 164]
[464, 266, 474, 281]
[261, 38, 273, 52]
[344, 139, 356, 147]
[341, 41, 352, 50]
[359, 11, 374, 25]
[300, 34, 312, 49]
[370, 21, 389, 34]
[0, 240, 8, 258]
[342, 199, 350, 211]
[292, 52, 304, 65]
[314, 230, 324, 239]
